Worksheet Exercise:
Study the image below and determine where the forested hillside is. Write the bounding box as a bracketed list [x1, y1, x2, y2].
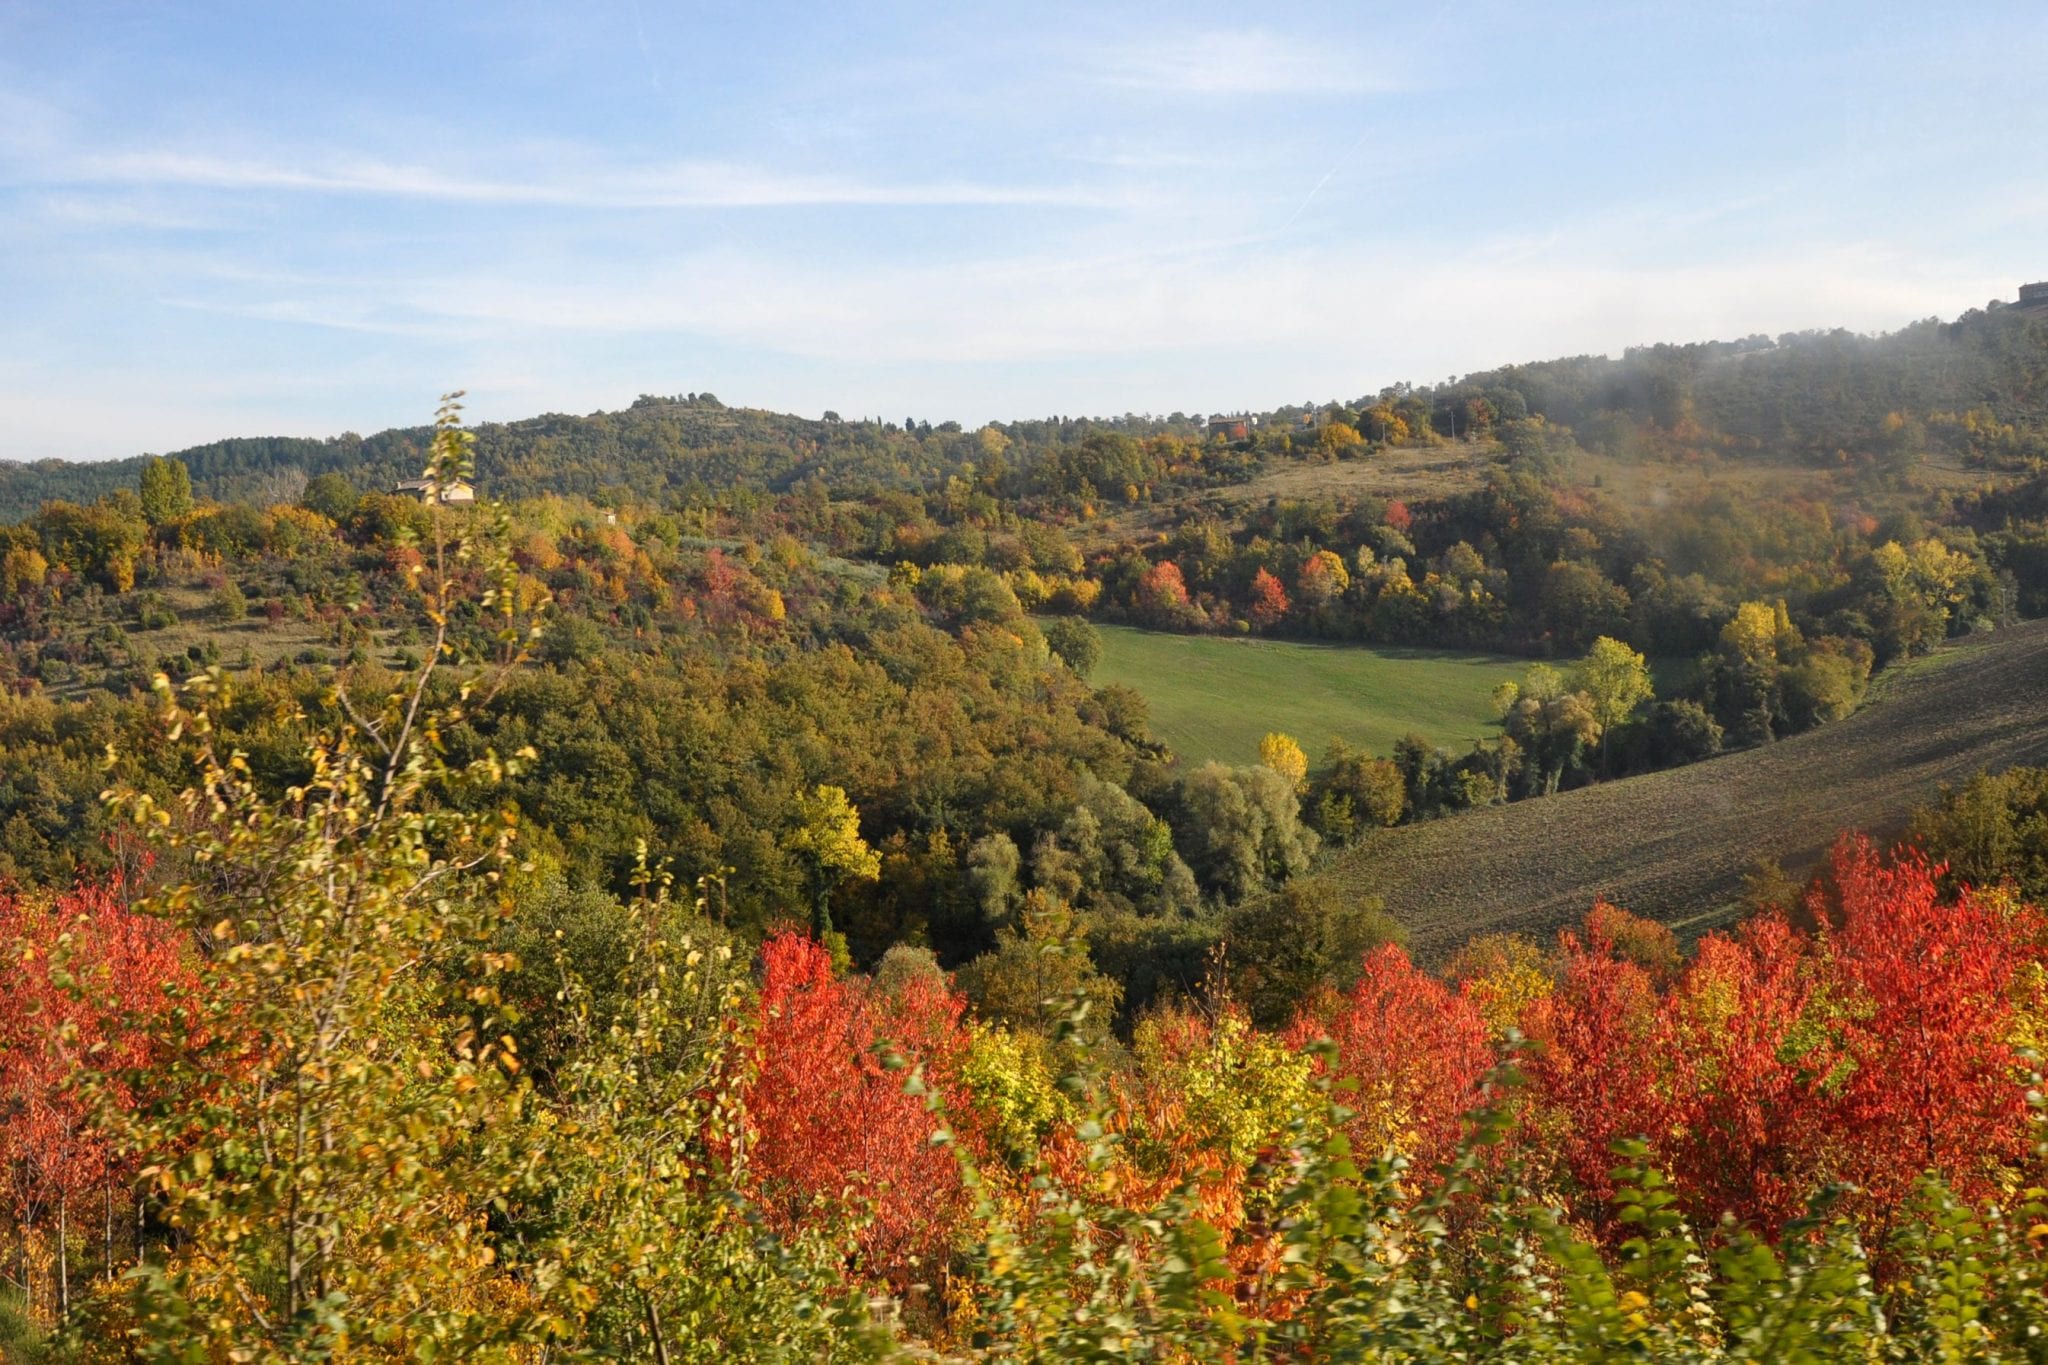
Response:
[0, 395, 1202, 522]
[8, 298, 2046, 522]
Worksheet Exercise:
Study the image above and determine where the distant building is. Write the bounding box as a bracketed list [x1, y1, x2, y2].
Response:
[2019, 281, 2048, 309]
[1207, 413, 1257, 441]
[393, 478, 476, 505]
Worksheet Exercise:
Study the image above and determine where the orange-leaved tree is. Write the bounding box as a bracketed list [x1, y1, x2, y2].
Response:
[1286, 943, 1492, 1178]
[747, 931, 973, 1288]
[0, 876, 194, 1325]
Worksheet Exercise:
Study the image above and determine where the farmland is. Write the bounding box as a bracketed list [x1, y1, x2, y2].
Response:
[1087, 623, 1521, 766]
[1330, 618, 2048, 962]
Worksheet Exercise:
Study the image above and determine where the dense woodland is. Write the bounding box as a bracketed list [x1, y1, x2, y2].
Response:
[2, 303, 2048, 1355]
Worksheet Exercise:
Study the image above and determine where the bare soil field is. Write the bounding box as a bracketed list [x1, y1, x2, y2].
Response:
[1330, 618, 2048, 963]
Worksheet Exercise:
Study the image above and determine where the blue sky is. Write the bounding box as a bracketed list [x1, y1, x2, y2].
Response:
[1, 1, 2043, 461]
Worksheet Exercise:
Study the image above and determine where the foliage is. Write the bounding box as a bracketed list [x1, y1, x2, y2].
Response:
[747, 932, 971, 1288]
[1040, 616, 1100, 678]
[5, 305, 2048, 1354]
[1909, 764, 2048, 900]
[1223, 877, 1403, 1029]
[1256, 731, 1307, 789]
[1175, 762, 1318, 903]
[89, 396, 554, 1357]
[136, 458, 192, 528]
[786, 782, 881, 937]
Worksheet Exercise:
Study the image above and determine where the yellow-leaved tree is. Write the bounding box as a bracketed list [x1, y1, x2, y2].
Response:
[1259, 731, 1310, 790]
[787, 783, 880, 943]
[101, 395, 557, 1356]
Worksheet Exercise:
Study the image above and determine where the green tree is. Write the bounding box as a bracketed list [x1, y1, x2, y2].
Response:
[1224, 877, 1403, 1027]
[1309, 740, 1406, 843]
[955, 891, 1122, 1041]
[301, 470, 360, 524]
[1909, 766, 2048, 901]
[209, 579, 248, 623]
[137, 455, 193, 526]
[1177, 761, 1319, 902]
[1041, 616, 1101, 678]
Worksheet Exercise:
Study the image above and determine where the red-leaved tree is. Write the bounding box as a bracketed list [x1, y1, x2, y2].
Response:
[1522, 905, 1668, 1212]
[1287, 944, 1492, 1178]
[1655, 913, 1828, 1232]
[1246, 569, 1289, 631]
[745, 932, 971, 1287]
[1820, 838, 2041, 1224]
[0, 876, 194, 1318]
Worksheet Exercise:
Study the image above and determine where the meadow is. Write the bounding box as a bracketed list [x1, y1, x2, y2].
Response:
[1088, 622, 1521, 765]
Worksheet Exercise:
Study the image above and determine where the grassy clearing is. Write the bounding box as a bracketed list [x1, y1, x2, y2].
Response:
[1087, 623, 1521, 766]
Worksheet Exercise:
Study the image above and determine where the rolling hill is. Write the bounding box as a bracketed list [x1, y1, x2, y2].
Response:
[1332, 617, 2048, 962]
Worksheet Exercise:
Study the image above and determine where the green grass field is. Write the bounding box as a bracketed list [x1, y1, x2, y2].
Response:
[1087, 624, 1521, 765]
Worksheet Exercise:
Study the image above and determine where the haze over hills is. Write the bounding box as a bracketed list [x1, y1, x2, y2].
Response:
[5, 294, 2045, 521]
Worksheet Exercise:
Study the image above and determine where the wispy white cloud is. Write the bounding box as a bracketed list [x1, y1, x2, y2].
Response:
[1083, 28, 1404, 97]
[57, 148, 1130, 210]
[14, 192, 228, 232]
[0, 236, 2010, 461]
[194, 231, 1999, 372]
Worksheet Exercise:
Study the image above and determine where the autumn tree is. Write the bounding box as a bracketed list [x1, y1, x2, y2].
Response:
[1246, 568, 1289, 630]
[1294, 549, 1350, 610]
[1445, 932, 1553, 1039]
[787, 783, 881, 943]
[1821, 839, 2041, 1223]
[97, 396, 558, 1356]
[1523, 906, 1669, 1211]
[1259, 731, 1308, 790]
[537, 885, 874, 1359]
[1498, 663, 1601, 795]
[1652, 913, 1824, 1232]
[1286, 943, 1490, 1173]
[746, 932, 972, 1285]
[0, 878, 193, 1326]
[1569, 635, 1654, 760]
[1135, 559, 1193, 627]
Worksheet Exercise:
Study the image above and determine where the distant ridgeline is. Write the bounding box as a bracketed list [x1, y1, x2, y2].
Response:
[4, 295, 2048, 521]
[0, 395, 1198, 522]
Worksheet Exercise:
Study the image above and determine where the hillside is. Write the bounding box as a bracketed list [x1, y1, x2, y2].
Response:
[5, 298, 2046, 524]
[0, 398, 1185, 521]
[1335, 617, 2048, 961]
